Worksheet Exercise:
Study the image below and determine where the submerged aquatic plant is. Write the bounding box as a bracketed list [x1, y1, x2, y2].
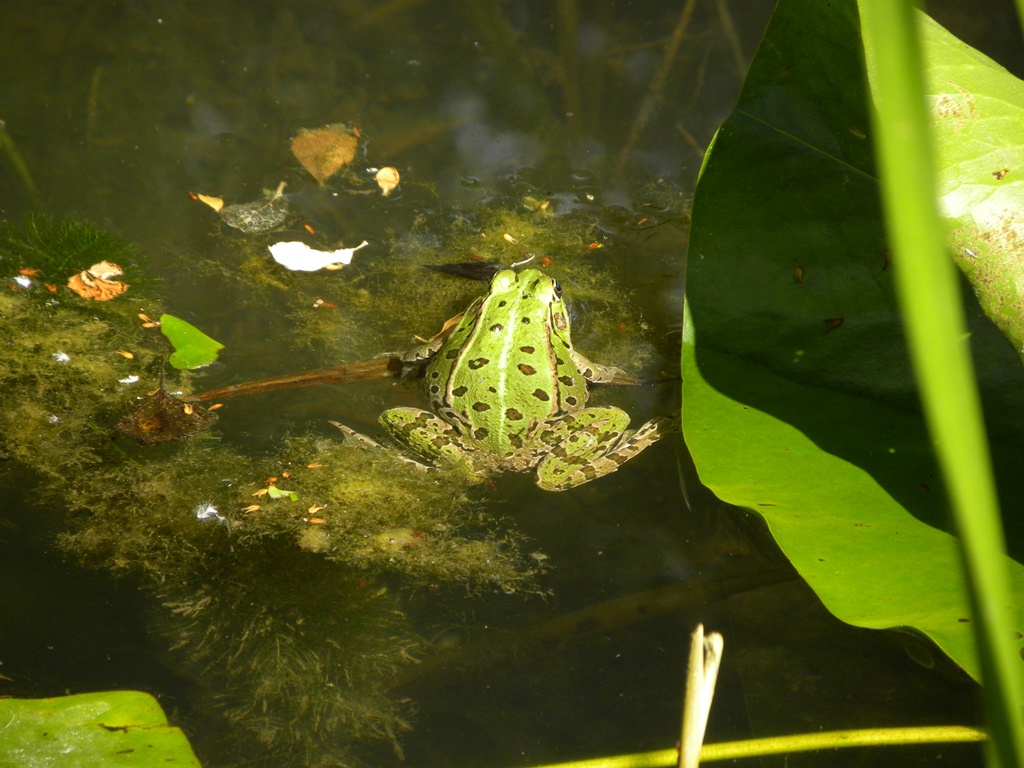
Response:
[0, 213, 545, 763]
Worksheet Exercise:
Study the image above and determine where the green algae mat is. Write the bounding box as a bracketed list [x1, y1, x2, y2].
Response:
[682, 0, 1024, 682]
[0, 691, 201, 767]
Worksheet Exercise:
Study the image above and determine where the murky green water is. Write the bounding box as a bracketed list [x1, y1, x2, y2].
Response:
[1, 1, 1017, 766]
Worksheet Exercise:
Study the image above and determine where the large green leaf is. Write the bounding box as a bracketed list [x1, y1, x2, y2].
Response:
[682, 0, 1024, 680]
[921, 12, 1024, 366]
[0, 690, 202, 767]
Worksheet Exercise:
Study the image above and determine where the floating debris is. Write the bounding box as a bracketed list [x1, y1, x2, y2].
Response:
[291, 124, 359, 184]
[215, 182, 290, 233]
[268, 240, 369, 271]
[118, 386, 218, 445]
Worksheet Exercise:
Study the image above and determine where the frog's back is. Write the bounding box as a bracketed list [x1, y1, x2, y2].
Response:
[425, 269, 588, 458]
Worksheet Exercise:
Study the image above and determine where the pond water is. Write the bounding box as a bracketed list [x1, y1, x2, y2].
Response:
[1, 1, 1018, 766]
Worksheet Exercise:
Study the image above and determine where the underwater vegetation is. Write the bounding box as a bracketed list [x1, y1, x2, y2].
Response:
[0, 196, 680, 763]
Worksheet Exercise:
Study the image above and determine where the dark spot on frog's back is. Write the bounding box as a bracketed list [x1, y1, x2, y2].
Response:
[520, 345, 535, 354]
[506, 407, 524, 421]
[565, 395, 578, 407]
[521, 317, 531, 324]
[532, 389, 550, 402]
[558, 375, 575, 387]
[490, 323, 502, 332]
[472, 401, 491, 412]
[445, 349, 460, 360]
[518, 363, 536, 375]
[451, 385, 468, 397]
[474, 427, 489, 440]
[468, 357, 489, 369]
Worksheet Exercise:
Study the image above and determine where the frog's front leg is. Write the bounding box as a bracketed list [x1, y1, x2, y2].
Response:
[569, 349, 624, 384]
[379, 407, 478, 472]
[535, 407, 674, 491]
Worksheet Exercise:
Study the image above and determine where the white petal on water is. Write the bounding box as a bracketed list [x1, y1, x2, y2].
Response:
[119, 374, 140, 385]
[268, 240, 368, 272]
[52, 351, 71, 363]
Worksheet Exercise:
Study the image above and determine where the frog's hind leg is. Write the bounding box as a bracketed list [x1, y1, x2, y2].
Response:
[378, 406, 479, 474]
[535, 407, 675, 491]
[330, 420, 431, 473]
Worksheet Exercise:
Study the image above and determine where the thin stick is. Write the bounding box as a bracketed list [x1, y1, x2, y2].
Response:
[557, 0, 582, 132]
[714, 0, 747, 80]
[608, 0, 699, 186]
[679, 624, 724, 768]
[0, 120, 40, 207]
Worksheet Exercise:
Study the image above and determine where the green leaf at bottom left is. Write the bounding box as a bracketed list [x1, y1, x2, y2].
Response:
[0, 690, 202, 767]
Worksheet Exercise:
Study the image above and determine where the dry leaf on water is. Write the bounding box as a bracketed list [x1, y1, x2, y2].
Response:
[219, 182, 290, 233]
[67, 261, 129, 301]
[291, 124, 358, 184]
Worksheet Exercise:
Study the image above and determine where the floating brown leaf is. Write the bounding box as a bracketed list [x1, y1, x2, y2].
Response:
[66, 261, 129, 301]
[291, 124, 359, 183]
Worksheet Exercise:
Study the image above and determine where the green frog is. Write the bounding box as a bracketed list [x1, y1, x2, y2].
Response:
[352, 267, 673, 491]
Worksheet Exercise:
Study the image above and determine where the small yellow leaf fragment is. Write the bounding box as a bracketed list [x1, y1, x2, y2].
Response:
[306, 462, 323, 469]
[308, 504, 325, 515]
[183, 403, 194, 415]
[208, 403, 224, 411]
[138, 313, 153, 323]
[503, 233, 517, 244]
[252, 488, 269, 497]
[196, 193, 225, 212]
[308, 517, 327, 525]
[115, 350, 134, 359]
[242, 504, 261, 513]
[375, 166, 400, 196]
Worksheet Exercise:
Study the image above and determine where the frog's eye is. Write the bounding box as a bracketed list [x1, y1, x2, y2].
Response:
[552, 280, 562, 296]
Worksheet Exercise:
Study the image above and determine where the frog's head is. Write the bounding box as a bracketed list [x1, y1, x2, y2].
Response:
[488, 268, 570, 334]
[490, 268, 563, 305]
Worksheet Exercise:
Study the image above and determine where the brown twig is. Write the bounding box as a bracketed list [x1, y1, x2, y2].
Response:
[184, 357, 404, 402]
[608, 0, 700, 186]
[674, 121, 705, 160]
